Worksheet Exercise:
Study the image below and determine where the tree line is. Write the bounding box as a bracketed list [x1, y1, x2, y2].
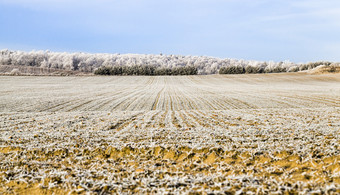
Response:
[0, 49, 337, 75]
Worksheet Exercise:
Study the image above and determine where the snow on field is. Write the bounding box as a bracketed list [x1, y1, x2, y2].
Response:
[0, 73, 340, 194]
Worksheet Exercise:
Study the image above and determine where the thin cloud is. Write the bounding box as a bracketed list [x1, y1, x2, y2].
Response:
[0, 0, 339, 62]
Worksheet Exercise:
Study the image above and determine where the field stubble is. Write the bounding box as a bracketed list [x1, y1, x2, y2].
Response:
[0, 73, 340, 194]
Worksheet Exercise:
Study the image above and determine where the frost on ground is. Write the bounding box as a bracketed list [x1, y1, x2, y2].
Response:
[0, 73, 340, 194]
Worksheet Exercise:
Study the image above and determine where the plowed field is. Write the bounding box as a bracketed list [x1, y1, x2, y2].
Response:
[1, 73, 340, 194]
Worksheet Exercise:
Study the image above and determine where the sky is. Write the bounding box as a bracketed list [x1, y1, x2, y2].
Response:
[0, 0, 340, 63]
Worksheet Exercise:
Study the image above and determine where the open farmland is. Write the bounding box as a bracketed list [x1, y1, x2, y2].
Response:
[0, 73, 340, 194]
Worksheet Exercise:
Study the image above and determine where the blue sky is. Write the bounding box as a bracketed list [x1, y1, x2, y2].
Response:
[0, 0, 339, 62]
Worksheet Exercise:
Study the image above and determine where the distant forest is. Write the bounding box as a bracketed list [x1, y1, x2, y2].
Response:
[0, 50, 336, 75]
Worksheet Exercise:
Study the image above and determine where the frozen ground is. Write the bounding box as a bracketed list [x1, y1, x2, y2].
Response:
[0, 73, 339, 194]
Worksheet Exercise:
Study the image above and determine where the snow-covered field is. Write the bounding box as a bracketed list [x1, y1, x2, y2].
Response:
[0, 73, 340, 194]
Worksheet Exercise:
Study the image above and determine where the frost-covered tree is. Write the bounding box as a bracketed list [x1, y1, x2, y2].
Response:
[1, 49, 327, 75]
